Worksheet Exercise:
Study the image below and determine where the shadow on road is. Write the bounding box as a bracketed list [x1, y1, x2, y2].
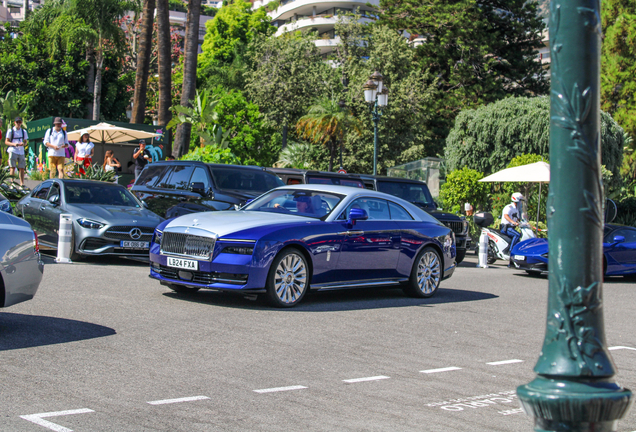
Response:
[163, 286, 498, 312]
[0, 313, 116, 351]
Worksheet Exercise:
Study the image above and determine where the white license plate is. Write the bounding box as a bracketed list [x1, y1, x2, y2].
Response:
[120, 241, 149, 249]
[514, 255, 526, 261]
[167, 257, 199, 270]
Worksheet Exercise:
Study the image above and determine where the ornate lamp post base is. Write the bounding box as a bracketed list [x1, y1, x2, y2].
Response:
[518, 377, 632, 431]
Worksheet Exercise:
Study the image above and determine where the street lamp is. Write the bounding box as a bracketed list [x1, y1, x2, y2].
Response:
[363, 71, 388, 175]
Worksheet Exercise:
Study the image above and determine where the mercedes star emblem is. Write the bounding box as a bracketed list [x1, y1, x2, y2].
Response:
[129, 228, 143, 240]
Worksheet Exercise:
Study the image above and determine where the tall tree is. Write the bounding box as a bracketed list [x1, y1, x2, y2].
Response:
[245, 31, 327, 151]
[601, 0, 636, 140]
[296, 97, 362, 172]
[156, 0, 172, 133]
[377, 0, 548, 147]
[131, 0, 156, 123]
[173, 0, 201, 158]
[443, 96, 625, 192]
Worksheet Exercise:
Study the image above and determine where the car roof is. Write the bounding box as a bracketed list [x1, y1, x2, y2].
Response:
[270, 167, 363, 178]
[54, 179, 126, 187]
[353, 174, 427, 185]
[150, 160, 274, 173]
[276, 183, 408, 199]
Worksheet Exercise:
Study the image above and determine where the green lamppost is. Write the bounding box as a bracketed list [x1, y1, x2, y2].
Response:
[363, 71, 388, 176]
[517, 0, 633, 430]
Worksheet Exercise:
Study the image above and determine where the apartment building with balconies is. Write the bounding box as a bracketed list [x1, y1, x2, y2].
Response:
[253, 0, 379, 54]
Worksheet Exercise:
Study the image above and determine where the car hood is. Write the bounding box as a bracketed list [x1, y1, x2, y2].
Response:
[512, 238, 548, 256]
[0, 211, 31, 228]
[165, 210, 313, 238]
[427, 209, 461, 221]
[66, 204, 163, 225]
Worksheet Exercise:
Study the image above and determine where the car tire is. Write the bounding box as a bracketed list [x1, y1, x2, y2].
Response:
[525, 270, 541, 277]
[265, 248, 309, 308]
[69, 228, 82, 262]
[456, 249, 466, 264]
[403, 247, 442, 298]
[168, 284, 200, 294]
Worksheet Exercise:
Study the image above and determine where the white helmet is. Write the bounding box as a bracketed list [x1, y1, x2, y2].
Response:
[511, 192, 525, 202]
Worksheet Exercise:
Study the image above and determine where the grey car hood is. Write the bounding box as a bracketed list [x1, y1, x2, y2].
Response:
[66, 204, 163, 226]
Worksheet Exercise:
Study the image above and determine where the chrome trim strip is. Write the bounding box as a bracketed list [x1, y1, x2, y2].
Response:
[217, 238, 257, 243]
[313, 279, 407, 290]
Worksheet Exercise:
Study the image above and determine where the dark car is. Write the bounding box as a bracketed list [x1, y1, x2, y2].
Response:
[270, 168, 366, 188]
[355, 175, 470, 263]
[131, 161, 284, 219]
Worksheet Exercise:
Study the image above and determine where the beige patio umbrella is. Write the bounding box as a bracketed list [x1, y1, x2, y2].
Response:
[479, 161, 550, 225]
[66, 122, 158, 143]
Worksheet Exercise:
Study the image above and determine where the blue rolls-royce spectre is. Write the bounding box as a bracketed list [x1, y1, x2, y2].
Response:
[149, 185, 456, 307]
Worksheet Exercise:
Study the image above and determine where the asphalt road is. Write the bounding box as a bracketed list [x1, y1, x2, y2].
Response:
[2, 253, 636, 432]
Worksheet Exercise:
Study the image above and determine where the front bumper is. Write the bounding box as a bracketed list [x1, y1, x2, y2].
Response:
[511, 256, 548, 274]
[455, 235, 471, 250]
[149, 246, 269, 292]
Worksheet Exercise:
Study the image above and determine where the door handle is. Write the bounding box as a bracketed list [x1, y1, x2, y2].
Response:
[24, 203, 29, 207]
[39, 206, 46, 211]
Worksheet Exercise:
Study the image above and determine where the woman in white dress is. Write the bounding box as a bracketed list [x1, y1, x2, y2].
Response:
[74, 133, 95, 174]
[103, 150, 121, 181]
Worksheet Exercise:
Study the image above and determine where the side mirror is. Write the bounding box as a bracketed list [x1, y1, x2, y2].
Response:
[190, 182, 210, 197]
[613, 235, 625, 244]
[48, 194, 60, 206]
[348, 207, 368, 226]
[141, 200, 149, 209]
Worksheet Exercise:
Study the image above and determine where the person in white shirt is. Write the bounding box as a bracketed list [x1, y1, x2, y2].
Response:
[74, 133, 95, 174]
[500, 192, 524, 257]
[43, 117, 69, 179]
[4, 117, 28, 186]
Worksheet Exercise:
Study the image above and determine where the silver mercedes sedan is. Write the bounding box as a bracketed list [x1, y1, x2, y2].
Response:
[0, 211, 43, 307]
[15, 179, 163, 260]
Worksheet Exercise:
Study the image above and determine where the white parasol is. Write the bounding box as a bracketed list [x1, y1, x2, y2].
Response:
[66, 122, 158, 143]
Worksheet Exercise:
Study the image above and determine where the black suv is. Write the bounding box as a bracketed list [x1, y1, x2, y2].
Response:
[131, 161, 284, 219]
[270, 168, 366, 188]
[356, 175, 471, 263]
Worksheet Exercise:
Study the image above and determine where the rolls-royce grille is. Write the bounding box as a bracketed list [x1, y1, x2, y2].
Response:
[161, 232, 215, 259]
[442, 221, 464, 235]
[105, 226, 154, 241]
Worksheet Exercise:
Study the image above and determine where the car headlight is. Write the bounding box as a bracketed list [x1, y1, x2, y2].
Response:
[77, 218, 104, 229]
[153, 229, 163, 245]
[0, 200, 11, 213]
[224, 246, 254, 255]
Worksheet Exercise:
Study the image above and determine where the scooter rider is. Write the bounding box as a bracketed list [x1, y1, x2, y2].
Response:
[500, 193, 525, 259]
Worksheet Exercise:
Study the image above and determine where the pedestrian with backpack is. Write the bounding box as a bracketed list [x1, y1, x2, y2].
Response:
[5, 116, 28, 186]
[43, 117, 69, 179]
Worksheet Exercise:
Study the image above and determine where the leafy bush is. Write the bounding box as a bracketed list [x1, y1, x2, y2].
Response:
[70, 164, 116, 182]
[0, 167, 29, 200]
[439, 167, 489, 213]
[181, 145, 241, 165]
[615, 197, 636, 227]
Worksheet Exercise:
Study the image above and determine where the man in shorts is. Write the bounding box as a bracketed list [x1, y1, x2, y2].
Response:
[5, 117, 28, 186]
[44, 117, 69, 179]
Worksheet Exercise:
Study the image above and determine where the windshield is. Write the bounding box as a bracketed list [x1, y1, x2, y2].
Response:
[210, 167, 284, 192]
[376, 181, 435, 207]
[65, 183, 141, 207]
[243, 189, 345, 219]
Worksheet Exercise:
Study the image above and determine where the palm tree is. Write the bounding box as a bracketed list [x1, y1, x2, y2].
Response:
[167, 90, 223, 148]
[172, 0, 201, 158]
[156, 0, 172, 138]
[131, 0, 156, 124]
[277, 142, 315, 169]
[296, 97, 362, 172]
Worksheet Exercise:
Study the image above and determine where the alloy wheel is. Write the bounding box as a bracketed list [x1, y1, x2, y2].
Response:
[274, 253, 307, 304]
[417, 251, 441, 294]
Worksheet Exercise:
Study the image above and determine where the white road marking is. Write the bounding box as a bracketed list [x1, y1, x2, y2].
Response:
[147, 396, 210, 405]
[486, 359, 524, 366]
[420, 366, 462, 374]
[20, 408, 94, 432]
[343, 375, 390, 383]
[253, 385, 307, 394]
[609, 346, 636, 351]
